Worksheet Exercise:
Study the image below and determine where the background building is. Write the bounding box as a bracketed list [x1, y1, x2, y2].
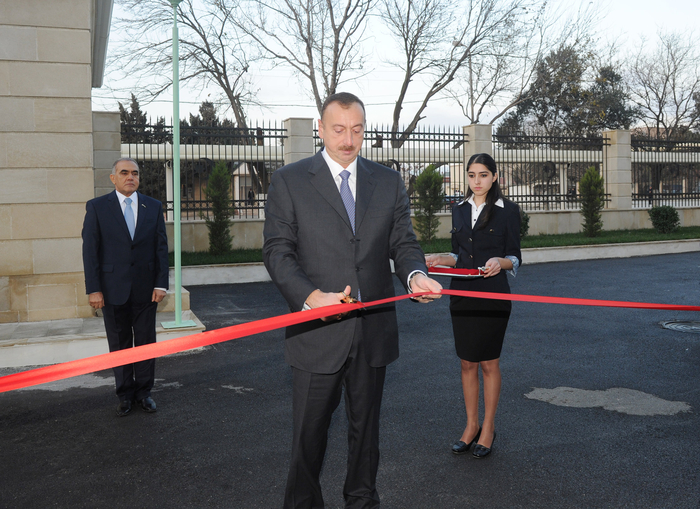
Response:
[0, 0, 114, 323]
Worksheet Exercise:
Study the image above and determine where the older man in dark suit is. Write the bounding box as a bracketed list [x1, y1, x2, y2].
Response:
[263, 92, 442, 508]
[82, 158, 169, 417]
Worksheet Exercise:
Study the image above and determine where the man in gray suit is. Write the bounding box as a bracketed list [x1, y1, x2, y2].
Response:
[263, 92, 442, 508]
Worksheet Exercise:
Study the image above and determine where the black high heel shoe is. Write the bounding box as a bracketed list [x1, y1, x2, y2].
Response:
[472, 431, 496, 458]
[451, 427, 481, 455]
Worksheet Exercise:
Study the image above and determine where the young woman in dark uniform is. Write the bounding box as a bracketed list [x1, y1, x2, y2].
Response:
[426, 153, 521, 458]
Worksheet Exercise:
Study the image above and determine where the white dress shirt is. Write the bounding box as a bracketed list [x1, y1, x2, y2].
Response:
[115, 190, 138, 224]
[321, 148, 358, 199]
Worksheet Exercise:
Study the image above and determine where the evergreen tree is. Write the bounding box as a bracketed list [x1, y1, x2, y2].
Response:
[586, 66, 638, 132]
[118, 93, 167, 203]
[497, 48, 638, 137]
[119, 93, 149, 143]
[579, 166, 605, 237]
[413, 164, 445, 244]
[203, 161, 234, 255]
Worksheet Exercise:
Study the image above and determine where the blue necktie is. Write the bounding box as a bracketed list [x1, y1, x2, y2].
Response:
[124, 197, 135, 239]
[339, 170, 355, 234]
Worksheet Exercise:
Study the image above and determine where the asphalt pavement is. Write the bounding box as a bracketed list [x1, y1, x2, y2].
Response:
[1, 252, 699, 509]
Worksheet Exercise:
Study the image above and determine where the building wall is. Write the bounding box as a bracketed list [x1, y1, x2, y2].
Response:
[93, 111, 120, 197]
[0, 0, 96, 322]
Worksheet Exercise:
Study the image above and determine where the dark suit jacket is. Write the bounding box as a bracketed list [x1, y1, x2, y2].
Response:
[82, 190, 169, 306]
[263, 152, 427, 374]
[449, 199, 521, 295]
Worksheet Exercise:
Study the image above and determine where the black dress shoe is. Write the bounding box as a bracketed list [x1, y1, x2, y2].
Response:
[116, 400, 133, 417]
[137, 396, 157, 413]
[451, 428, 482, 455]
[472, 431, 496, 458]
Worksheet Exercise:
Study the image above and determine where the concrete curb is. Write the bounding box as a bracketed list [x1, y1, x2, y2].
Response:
[172, 239, 700, 286]
[522, 238, 700, 264]
[173, 262, 271, 286]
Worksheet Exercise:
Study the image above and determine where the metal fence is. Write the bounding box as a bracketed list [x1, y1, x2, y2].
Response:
[631, 134, 700, 208]
[127, 122, 654, 218]
[492, 131, 609, 211]
[122, 121, 285, 219]
[314, 124, 467, 212]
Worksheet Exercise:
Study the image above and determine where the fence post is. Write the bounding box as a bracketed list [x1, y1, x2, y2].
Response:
[604, 129, 632, 210]
[463, 123, 493, 162]
[283, 118, 315, 165]
[461, 124, 493, 193]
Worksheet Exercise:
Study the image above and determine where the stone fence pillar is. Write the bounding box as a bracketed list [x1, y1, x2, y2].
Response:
[461, 124, 493, 191]
[604, 129, 632, 210]
[283, 118, 315, 165]
[463, 124, 493, 163]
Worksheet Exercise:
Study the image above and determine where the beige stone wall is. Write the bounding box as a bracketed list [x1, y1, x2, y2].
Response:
[524, 207, 700, 236]
[416, 208, 698, 240]
[165, 206, 698, 250]
[0, 0, 95, 323]
[167, 220, 266, 252]
[526, 209, 651, 236]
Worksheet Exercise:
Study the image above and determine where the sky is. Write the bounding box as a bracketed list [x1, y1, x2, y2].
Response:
[91, 0, 700, 127]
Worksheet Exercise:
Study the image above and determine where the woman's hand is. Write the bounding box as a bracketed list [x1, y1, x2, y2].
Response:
[425, 254, 455, 268]
[425, 254, 441, 268]
[482, 257, 502, 277]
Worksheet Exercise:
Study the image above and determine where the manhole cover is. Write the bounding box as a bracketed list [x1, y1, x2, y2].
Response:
[660, 321, 700, 333]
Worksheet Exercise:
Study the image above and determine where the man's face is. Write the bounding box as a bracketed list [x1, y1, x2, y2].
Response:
[110, 160, 140, 196]
[318, 101, 365, 168]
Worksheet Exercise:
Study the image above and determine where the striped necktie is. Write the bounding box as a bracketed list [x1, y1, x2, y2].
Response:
[339, 170, 360, 299]
[339, 170, 355, 234]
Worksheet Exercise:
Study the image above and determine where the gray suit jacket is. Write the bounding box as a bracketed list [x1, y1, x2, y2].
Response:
[263, 152, 427, 374]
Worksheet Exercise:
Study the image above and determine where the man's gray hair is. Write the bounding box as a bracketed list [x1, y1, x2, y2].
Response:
[111, 157, 140, 175]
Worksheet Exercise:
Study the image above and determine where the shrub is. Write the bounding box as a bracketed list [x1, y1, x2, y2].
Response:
[413, 164, 445, 243]
[520, 210, 530, 238]
[648, 205, 680, 234]
[203, 161, 233, 255]
[579, 166, 605, 237]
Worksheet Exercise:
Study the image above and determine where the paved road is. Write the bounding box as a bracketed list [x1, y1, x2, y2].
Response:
[1, 253, 699, 508]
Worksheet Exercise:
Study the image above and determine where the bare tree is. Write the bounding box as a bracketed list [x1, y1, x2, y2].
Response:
[380, 0, 529, 147]
[628, 30, 700, 140]
[446, 2, 541, 125]
[235, 0, 372, 116]
[109, 0, 258, 129]
[447, 1, 601, 127]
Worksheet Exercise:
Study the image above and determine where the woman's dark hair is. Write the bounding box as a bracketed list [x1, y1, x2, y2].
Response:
[465, 153, 504, 228]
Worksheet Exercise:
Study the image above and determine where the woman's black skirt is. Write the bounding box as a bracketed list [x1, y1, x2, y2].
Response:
[449, 294, 511, 362]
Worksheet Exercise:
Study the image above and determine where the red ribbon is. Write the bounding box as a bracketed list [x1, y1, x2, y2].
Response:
[1, 289, 698, 394]
[428, 267, 484, 277]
